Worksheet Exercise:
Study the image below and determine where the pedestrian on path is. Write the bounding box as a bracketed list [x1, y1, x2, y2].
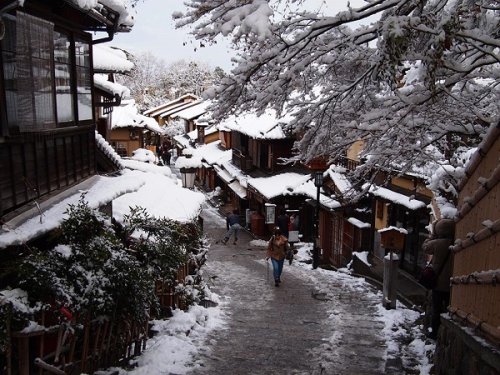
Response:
[222, 209, 241, 245]
[266, 227, 289, 287]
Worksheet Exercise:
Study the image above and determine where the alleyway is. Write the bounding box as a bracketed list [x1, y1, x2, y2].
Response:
[186, 206, 425, 375]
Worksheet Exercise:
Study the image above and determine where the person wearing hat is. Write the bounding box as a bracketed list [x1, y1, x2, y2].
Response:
[266, 227, 290, 287]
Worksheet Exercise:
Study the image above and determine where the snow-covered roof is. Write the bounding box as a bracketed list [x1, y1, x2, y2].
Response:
[378, 226, 408, 235]
[364, 183, 426, 210]
[113, 168, 205, 223]
[144, 94, 198, 116]
[229, 180, 247, 199]
[112, 99, 164, 134]
[219, 109, 291, 140]
[248, 173, 310, 200]
[159, 100, 204, 119]
[192, 141, 232, 166]
[289, 179, 341, 210]
[172, 101, 210, 121]
[348, 217, 371, 229]
[220, 161, 248, 187]
[94, 74, 130, 98]
[93, 45, 133, 73]
[213, 165, 235, 184]
[0, 170, 145, 248]
[67, 0, 135, 29]
[326, 165, 352, 195]
[173, 134, 192, 149]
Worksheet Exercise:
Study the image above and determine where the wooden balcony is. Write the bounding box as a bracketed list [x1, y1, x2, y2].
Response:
[232, 150, 253, 172]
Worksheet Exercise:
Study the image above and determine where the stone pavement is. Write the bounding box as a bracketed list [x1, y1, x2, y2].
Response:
[186, 207, 419, 375]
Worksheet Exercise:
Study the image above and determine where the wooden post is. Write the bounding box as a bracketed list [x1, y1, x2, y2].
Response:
[80, 314, 90, 373]
[6, 303, 12, 375]
[38, 311, 45, 375]
[18, 337, 30, 375]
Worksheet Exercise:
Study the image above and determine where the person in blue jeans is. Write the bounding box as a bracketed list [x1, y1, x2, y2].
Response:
[266, 227, 289, 287]
[222, 209, 241, 244]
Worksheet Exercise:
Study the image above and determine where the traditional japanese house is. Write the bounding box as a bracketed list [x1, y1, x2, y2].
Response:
[208, 109, 298, 221]
[0, 0, 133, 223]
[365, 173, 432, 276]
[108, 98, 164, 157]
[143, 93, 198, 126]
[317, 165, 372, 268]
[171, 100, 210, 134]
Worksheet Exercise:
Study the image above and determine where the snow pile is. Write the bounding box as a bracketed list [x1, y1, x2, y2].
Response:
[130, 148, 156, 163]
[122, 304, 226, 374]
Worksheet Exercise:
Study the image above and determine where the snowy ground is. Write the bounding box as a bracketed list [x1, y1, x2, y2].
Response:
[106, 206, 435, 375]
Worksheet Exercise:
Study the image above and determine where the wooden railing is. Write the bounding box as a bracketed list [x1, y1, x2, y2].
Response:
[2, 261, 195, 375]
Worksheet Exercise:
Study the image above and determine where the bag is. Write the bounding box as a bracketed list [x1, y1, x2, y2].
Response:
[285, 249, 293, 261]
[419, 266, 437, 289]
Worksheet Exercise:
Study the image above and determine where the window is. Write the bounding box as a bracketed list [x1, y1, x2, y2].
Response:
[75, 37, 92, 121]
[10, 12, 56, 132]
[1, 11, 93, 134]
[54, 30, 74, 124]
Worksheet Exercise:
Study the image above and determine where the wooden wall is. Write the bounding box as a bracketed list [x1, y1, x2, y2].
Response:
[0, 126, 96, 220]
[450, 126, 500, 343]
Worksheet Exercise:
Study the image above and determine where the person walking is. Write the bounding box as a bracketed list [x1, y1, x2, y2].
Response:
[276, 210, 289, 239]
[266, 227, 289, 287]
[222, 209, 241, 245]
[161, 141, 171, 166]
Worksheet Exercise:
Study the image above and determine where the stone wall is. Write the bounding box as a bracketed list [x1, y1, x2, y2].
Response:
[434, 315, 500, 375]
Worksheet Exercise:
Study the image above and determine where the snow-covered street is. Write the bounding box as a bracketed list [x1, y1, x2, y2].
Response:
[110, 204, 434, 375]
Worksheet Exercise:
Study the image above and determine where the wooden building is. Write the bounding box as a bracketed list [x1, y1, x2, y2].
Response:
[143, 93, 198, 126]
[366, 174, 432, 276]
[0, 0, 131, 222]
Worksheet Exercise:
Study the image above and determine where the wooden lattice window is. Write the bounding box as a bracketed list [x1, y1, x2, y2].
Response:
[15, 11, 56, 132]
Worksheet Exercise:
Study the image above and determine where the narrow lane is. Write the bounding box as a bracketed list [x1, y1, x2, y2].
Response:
[189, 206, 392, 374]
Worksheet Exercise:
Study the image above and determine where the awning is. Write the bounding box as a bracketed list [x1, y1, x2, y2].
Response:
[229, 180, 247, 199]
[213, 165, 234, 184]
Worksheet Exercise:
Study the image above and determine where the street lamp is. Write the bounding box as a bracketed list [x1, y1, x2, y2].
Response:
[178, 150, 197, 189]
[180, 166, 196, 189]
[313, 171, 323, 269]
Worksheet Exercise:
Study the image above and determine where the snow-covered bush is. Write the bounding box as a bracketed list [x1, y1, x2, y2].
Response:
[18, 196, 156, 325]
[1, 195, 207, 348]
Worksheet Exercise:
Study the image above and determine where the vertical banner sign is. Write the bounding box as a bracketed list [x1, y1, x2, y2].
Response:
[265, 203, 276, 224]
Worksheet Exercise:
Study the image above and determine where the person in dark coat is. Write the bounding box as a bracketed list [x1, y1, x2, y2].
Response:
[276, 211, 289, 239]
[161, 141, 171, 165]
[222, 209, 241, 245]
[422, 218, 454, 340]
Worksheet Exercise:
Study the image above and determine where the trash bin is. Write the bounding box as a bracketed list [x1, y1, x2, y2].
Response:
[383, 251, 399, 309]
[251, 212, 265, 237]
